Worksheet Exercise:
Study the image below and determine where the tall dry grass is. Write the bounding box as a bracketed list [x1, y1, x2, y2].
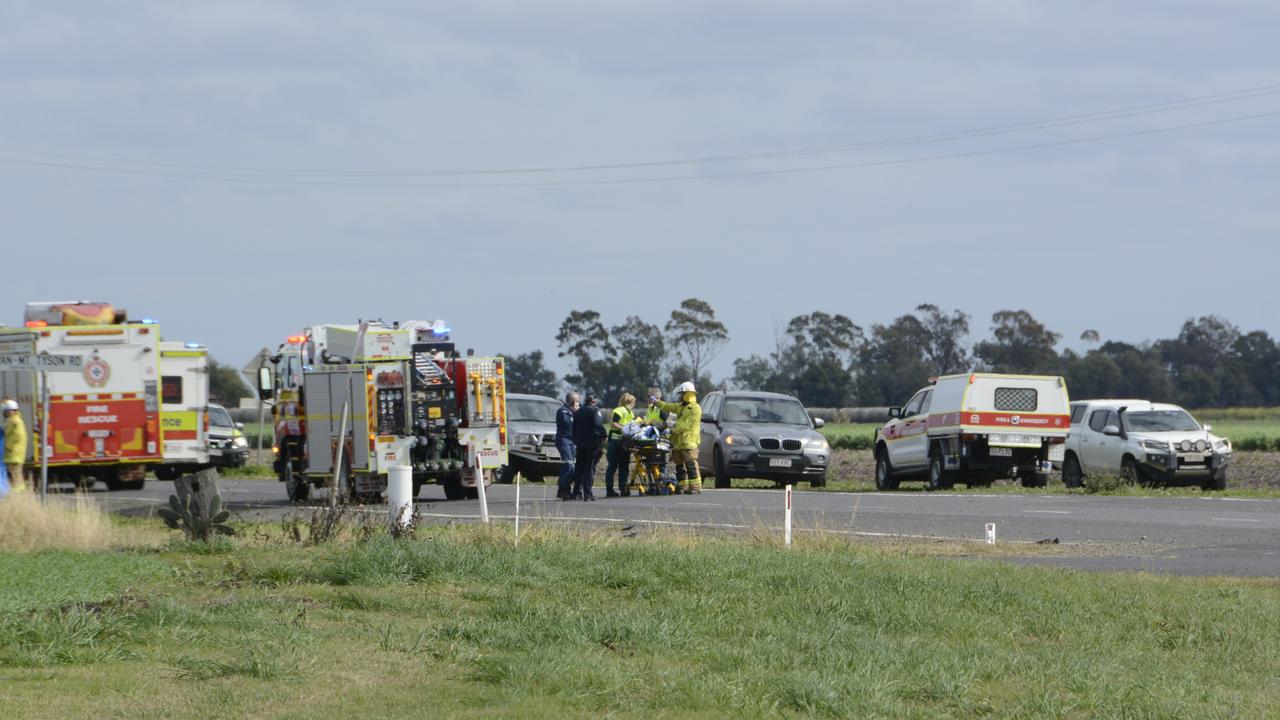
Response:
[0, 492, 120, 551]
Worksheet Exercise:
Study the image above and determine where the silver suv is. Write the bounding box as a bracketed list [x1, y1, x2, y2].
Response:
[499, 393, 564, 483]
[1060, 400, 1231, 490]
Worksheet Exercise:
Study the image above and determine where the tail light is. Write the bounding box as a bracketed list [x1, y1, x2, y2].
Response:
[203, 410, 210, 433]
[145, 417, 158, 455]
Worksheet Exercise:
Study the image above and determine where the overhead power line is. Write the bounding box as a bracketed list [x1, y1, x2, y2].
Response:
[0, 85, 1276, 187]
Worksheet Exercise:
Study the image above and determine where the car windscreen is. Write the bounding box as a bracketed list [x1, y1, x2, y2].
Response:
[722, 398, 811, 425]
[1123, 410, 1201, 433]
[508, 399, 559, 423]
[208, 405, 235, 428]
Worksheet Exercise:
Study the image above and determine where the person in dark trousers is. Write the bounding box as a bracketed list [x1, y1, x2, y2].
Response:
[605, 393, 637, 497]
[573, 395, 605, 500]
[555, 392, 579, 501]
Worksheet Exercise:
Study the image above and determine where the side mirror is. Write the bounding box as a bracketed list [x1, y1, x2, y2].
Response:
[812, 417, 826, 429]
[888, 407, 902, 419]
[1102, 424, 1121, 437]
[235, 422, 245, 430]
[257, 367, 274, 400]
[1203, 424, 1212, 433]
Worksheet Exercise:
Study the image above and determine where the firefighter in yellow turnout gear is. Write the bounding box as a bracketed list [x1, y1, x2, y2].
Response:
[655, 382, 702, 494]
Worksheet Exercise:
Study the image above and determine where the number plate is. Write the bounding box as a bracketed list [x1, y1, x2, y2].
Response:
[989, 447, 1013, 457]
[769, 458, 792, 468]
[544, 449, 560, 460]
[1179, 453, 1206, 463]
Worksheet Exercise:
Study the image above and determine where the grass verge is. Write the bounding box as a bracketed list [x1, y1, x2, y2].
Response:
[1, 525, 1279, 718]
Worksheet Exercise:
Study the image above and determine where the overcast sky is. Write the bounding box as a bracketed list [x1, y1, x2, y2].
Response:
[2, 1, 1277, 382]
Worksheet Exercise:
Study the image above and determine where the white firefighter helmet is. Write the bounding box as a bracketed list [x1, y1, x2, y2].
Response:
[674, 381, 696, 395]
[2, 399, 18, 411]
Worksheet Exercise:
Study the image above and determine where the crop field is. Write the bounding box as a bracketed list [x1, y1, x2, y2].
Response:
[3, 513, 1280, 719]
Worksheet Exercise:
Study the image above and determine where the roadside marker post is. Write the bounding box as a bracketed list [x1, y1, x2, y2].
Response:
[39, 370, 49, 504]
[514, 471, 522, 547]
[985, 522, 997, 545]
[784, 484, 793, 547]
[468, 443, 492, 524]
[386, 465, 413, 531]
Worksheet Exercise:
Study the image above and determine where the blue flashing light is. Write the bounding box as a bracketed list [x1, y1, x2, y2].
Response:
[433, 327, 452, 336]
[184, 342, 202, 349]
[140, 318, 157, 325]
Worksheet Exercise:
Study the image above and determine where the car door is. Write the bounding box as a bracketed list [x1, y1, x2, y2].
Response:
[889, 390, 930, 468]
[1082, 409, 1123, 474]
[698, 392, 723, 469]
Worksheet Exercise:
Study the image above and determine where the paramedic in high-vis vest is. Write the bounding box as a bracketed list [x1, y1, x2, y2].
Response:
[604, 393, 636, 497]
[654, 382, 702, 494]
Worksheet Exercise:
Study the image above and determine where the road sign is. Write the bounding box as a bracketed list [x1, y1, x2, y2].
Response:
[241, 347, 273, 380]
[0, 354, 84, 372]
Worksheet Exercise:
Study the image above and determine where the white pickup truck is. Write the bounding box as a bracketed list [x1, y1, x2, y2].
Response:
[874, 373, 1071, 490]
[1058, 400, 1231, 490]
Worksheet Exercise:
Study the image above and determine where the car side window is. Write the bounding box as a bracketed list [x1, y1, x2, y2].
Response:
[903, 391, 926, 417]
[703, 394, 721, 420]
[1070, 405, 1087, 425]
[918, 390, 933, 415]
[1088, 410, 1110, 433]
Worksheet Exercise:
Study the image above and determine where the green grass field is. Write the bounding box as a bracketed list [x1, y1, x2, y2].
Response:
[3, 524, 1280, 719]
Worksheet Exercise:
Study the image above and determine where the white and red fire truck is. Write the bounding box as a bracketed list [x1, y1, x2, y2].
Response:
[0, 302, 166, 490]
[0, 302, 216, 490]
[262, 320, 507, 502]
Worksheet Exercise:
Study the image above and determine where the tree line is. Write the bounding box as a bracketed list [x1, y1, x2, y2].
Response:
[503, 300, 1280, 409]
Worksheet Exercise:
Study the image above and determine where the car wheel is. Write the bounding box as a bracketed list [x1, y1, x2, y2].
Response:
[927, 448, 954, 491]
[713, 448, 731, 489]
[499, 464, 518, 484]
[1062, 453, 1084, 489]
[809, 471, 827, 488]
[443, 474, 467, 500]
[874, 447, 899, 491]
[1019, 471, 1049, 488]
[1120, 456, 1144, 486]
[1203, 468, 1227, 492]
[284, 460, 310, 502]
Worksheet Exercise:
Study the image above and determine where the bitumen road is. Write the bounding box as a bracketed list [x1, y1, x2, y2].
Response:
[88, 479, 1280, 577]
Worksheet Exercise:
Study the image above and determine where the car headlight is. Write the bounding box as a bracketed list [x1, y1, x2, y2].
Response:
[514, 433, 539, 445]
[1141, 439, 1169, 453]
[1213, 439, 1231, 452]
[725, 435, 754, 447]
[232, 436, 249, 448]
[810, 439, 830, 452]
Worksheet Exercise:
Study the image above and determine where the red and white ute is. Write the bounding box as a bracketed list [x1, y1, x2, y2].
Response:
[874, 372, 1071, 490]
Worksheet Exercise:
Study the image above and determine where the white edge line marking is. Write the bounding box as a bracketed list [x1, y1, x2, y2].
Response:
[1026, 510, 1071, 514]
[347, 508, 999, 544]
[1209, 517, 1262, 523]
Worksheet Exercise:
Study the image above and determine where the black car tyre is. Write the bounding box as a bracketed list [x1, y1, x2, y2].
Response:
[499, 464, 518, 484]
[1120, 456, 1144, 486]
[1019, 471, 1049, 488]
[443, 474, 467, 500]
[1061, 454, 1084, 489]
[713, 448, 731, 489]
[284, 460, 310, 502]
[874, 448, 899, 491]
[809, 471, 827, 488]
[1203, 468, 1227, 492]
[927, 448, 954, 491]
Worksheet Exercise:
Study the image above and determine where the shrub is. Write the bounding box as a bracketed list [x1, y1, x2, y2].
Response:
[1083, 473, 1127, 494]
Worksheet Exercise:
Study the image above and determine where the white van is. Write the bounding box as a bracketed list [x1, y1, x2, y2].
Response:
[874, 373, 1071, 490]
